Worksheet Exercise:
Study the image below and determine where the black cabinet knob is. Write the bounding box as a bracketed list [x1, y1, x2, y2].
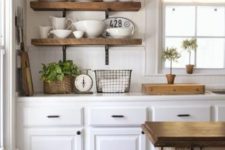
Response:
[77, 131, 81, 135]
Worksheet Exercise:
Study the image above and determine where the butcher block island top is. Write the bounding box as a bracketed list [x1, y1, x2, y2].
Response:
[142, 122, 225, 148]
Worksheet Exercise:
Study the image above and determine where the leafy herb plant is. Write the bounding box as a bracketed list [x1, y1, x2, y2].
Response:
[40, 60, 80, 83]
[162, 47, 181, 74]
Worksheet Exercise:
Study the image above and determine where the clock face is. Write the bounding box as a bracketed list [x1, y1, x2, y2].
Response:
[74, 74, 93, 92]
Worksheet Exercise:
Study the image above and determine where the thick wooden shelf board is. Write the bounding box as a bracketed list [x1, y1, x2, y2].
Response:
[30, 2, 141, 11]
[31, 38, 142, 46]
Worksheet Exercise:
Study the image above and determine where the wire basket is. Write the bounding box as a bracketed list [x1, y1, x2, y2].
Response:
[95, 70, 132, 93]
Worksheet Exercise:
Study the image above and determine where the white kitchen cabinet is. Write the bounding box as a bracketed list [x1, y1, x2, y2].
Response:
[24, 128, 83, 150]
[88, 107, 146, 127]
[23, 107, 83, 127]
[216, 105, 225, 121]
[89, 128, 146, 150]
[153, 106, 211, 121]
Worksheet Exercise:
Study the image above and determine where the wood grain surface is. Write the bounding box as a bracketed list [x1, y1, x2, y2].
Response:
[142, 122, 225, 147]
[142, 84, 205, 95]
[30, 2, 141, 11]
[31, 38, 142, 46]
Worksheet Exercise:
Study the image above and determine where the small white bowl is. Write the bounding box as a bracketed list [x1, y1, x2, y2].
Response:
[106, 28, 133, 39]
[73, 31, 84, 39]
[50, 30, 72, 39]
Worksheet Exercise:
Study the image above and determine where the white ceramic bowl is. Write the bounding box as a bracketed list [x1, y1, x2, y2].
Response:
[106, 28, 133, 39]
[73, 31, 84, 39]
[50, 30, 72, 39]
[73, 20, 105, 38]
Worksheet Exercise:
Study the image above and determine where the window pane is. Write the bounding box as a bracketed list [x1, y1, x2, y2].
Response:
[165, 6, 195, 36]
[165, 38, 195, 68]
[197, 38, 225, 68]
[197, 6, 225, 36]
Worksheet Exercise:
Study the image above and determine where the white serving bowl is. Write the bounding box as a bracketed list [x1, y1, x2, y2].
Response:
[106, 28, 133, 39]
[50, 30, 72, 39]
[73, 20, 105, 38]
[73, 31, 84, 39]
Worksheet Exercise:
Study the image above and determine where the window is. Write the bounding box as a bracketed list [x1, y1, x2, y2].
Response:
[163, 4, 225, 69]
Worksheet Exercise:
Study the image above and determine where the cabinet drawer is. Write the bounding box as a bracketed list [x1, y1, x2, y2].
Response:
[153, 106, 211, 121]
[23, 107, 83, 127]
[88, 107, 146, 126]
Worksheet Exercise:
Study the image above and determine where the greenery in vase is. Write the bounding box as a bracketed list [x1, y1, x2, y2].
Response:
[40, 60, 80, 83]
[182, 38, 198, 65]
[162, 47, 181, 75]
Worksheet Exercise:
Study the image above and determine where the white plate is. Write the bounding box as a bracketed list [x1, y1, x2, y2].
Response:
[104, 17, 135, 37]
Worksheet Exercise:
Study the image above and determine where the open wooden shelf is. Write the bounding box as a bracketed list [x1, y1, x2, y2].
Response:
[31, 38, 142, 46]
[30, 2, 141, 11]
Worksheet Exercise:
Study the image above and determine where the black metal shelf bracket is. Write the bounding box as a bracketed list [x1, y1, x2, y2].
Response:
[105, 9, 109, 19]
[62, 46, 67, 62]
[105, 9, 110, 65]
[63, 9, 66, 17]
[62, 10, 67, 62]
[105, 45, 109, 65]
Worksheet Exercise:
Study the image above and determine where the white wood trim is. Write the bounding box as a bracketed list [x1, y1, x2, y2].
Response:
[0, 0, 4, 47]
[4, 0, 16, 150]
[0, 48, 5, 150]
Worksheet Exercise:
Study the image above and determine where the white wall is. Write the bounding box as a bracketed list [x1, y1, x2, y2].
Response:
[25, 0, 225, 93]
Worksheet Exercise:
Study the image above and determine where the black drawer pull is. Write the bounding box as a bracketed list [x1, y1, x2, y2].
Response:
[47, 115, 60, 118]
[111, 115, 125, 118]
[177, 114, 191, 117]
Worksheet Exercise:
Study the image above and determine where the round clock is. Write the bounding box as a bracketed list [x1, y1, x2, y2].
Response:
[74, 74, 93, 92]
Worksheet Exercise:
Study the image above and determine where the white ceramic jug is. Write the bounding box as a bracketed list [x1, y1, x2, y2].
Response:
[50, 16, 73, 29]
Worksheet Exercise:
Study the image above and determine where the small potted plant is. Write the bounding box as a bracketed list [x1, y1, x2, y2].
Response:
[40, 60, 80, 94]
[162, 47, 181, 84]
[182, 38, 198, 74]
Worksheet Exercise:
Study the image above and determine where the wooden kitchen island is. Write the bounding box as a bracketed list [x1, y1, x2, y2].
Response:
[142, 122, 225, 150]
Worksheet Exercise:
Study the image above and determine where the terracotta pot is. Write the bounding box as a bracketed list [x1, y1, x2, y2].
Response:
[166, 74, 176, 84]
[186, 64, 194, 74]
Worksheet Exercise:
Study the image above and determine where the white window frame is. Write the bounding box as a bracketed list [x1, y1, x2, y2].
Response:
[0, 0, 5, 149]
[0, 0, 4, 47]
[161, 2, 225, 75]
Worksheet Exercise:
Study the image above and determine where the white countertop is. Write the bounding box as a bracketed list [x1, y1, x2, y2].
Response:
[17, 91, 225, 102]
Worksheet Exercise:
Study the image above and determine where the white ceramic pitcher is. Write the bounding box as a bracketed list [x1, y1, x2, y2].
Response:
[49, 16, 73, 30]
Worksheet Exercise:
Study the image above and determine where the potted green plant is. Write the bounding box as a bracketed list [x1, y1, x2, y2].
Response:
[40, 60, 80, 94]
[182, 38, 198, 74]
[162, 47, 181, 84]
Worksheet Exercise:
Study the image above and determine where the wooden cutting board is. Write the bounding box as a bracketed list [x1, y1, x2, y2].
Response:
[19, 50, 34, 96]
[142, 83, 205, 95]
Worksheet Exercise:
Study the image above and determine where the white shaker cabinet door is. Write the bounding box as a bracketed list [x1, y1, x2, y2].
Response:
[216, 105, 225, 121]
[24, 128, 83, 150]
[89, 128, 146, 150]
